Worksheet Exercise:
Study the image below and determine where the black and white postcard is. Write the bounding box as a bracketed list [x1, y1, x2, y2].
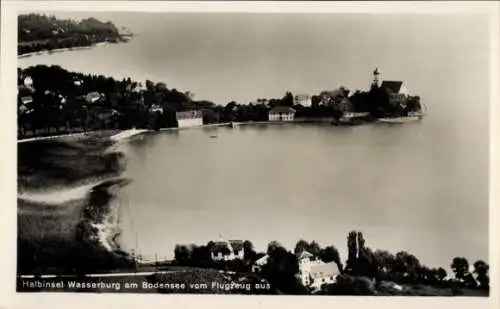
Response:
[1, 1, 499, 309]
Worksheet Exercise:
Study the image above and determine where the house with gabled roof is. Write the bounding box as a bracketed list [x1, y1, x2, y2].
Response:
[294, 94, 312, 107]
[295, 250, 340, 290]
[380, 81, 409, 95]
[380, 80, 409, 111]
[251, 254, 269, 273]
[210, 239, 245, 261]
[269, 106, 296, 121]
[308, 262, 341, 292]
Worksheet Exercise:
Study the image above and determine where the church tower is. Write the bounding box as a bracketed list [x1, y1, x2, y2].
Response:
[372, 67, 381, 88]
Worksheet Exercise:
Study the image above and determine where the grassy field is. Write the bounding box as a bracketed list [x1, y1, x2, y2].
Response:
[17, 131, 134, 275]
[18, 130, 122, 191]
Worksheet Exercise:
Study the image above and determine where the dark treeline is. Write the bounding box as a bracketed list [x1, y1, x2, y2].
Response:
[173, 231, 489, 295]
[18, 65, 421, 139]
[18, 14, 126, 55]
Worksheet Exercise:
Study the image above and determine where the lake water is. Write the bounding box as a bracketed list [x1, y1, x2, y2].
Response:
[109, 120, 487, 271]
[17, 13, 490, 271]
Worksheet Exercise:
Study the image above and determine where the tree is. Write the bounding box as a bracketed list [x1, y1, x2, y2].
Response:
[339, 86, 350, 97]
[281, 91, 294, 107]
[261, 242, 305, 294]
[320, 274, 376, 296]
[392, 251, 421, 281]
[357, 232, 366, 252]
[202, 108, 219, 124]
[473, 260, 489, 289]
[370, 250, 394, 280]
[267, 241, 282, 256]
[451, 257, 470, 280]
[463, 273, 477, 288]
[190, 245, 211, 267]
[243, 240, 254, 253]
[308, 241, 322, 257]
[243, 240, 257, 267]
[18, 14, 121, 55]
[294, 240, 309, 255]
[311, 95, 321, 108]
[174, 244, 191, 265]
[345, 231, 358, 274]
[437, 267, 447, 282]
[320, 245, 343, 273]
[406, 95, 422, 112]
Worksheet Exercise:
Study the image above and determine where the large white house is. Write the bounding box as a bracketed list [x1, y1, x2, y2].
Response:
[210, 240, 245, 261]
[268, 106, 296, 121]
[176, 110, 203, 128]
[296, 251, 340, 292]
[294, 94, 312, 107]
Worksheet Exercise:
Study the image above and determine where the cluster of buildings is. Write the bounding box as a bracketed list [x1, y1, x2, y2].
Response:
[17, 68, 415, 134]
[17, 74, 124, 135]
[262, 68, 413, 122]
[208, 239, 341, 293]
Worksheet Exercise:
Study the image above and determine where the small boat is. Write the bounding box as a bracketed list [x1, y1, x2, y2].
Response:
[209, 135, 218, 138]
[228, 122, 236, 128]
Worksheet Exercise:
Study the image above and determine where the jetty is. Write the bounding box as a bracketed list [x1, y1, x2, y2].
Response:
[110, 128, 147, 142]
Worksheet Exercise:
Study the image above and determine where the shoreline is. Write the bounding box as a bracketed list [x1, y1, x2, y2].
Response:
[17, 119, 429, 272]
[17, 118, 377, 144]
[18, 41, 113, 59]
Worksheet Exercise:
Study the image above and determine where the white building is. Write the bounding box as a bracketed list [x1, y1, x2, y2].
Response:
[252, 255, 269, 273]
[210, 240, 245, 261]
[268, 106, 296, 121]
[23, 76, 34, 88]
[294, 94, 312, 107]
[176, 110, 203, 128]
[149, 104, 164, 113]
[296, 251, 340, 292]
[85, 92, 103, 104]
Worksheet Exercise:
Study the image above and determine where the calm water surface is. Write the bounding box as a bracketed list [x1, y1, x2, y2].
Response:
[114, 121, 488, 270]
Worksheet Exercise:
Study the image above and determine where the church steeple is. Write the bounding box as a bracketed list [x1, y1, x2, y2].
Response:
[372, 67, 381, 88]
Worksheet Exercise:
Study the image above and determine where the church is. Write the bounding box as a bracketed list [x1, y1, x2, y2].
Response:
[372, 68, 410, 108]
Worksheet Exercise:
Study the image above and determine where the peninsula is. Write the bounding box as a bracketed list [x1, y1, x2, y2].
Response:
[17, 65, 423, 139]
[18, 14, 131, 57]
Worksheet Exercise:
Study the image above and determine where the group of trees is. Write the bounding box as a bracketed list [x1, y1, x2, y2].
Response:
[18, 14, 123, 55]
[17, 65, 190, 136]
[294, 240, 343, 272]
[172, 231, 489, 295]
[17, 65, 424, 139]
[340, 231, 489, 290]
[15, 66, 319, 138]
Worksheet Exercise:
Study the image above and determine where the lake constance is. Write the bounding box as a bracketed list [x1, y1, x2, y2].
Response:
[17, 13, 490, 272]
[109, 120, 488, 271]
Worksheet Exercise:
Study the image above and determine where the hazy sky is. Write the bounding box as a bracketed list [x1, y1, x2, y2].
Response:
[25, 12, 490, 111]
